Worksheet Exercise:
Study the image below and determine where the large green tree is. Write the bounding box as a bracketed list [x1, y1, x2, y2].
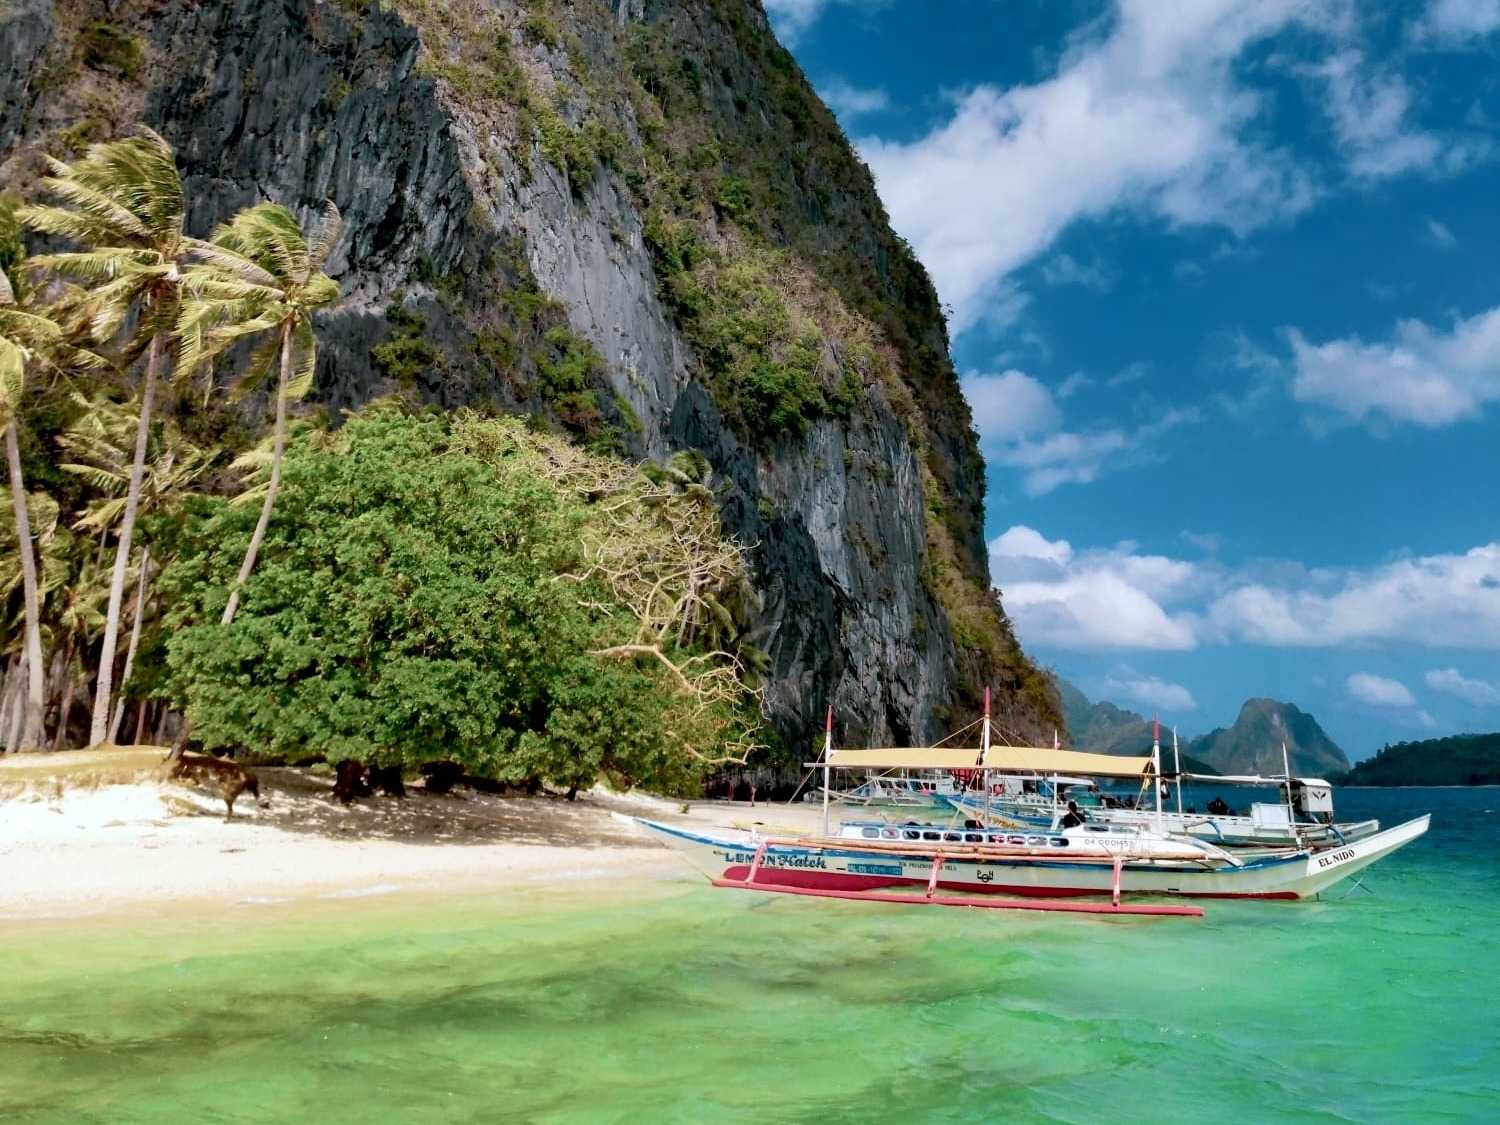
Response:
[158, 409, 742, 792]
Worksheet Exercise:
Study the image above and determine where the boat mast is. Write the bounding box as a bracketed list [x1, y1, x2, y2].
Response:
[1281, 739, 1295, 830]
[821, 705, 833, 837]
[1173, 726, 1183, 815]
[982, 686, 992, 825]
[1152, 716, 1163, 834]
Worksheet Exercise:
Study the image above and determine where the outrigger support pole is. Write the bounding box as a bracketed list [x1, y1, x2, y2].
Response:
[821, 705, 833, 838]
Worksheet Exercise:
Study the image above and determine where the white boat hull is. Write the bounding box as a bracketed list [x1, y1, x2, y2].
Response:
[635, 814, 1430, 900]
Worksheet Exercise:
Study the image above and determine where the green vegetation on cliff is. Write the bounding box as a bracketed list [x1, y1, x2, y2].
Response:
[1336, 734, 1500, 786]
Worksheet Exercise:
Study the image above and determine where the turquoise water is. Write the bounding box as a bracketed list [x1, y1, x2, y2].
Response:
[2, 788, 1497, 1123]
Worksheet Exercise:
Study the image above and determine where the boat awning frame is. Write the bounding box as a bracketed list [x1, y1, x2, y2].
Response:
[1179, 773, 1332, 787]
[803, 746, 1154, 778]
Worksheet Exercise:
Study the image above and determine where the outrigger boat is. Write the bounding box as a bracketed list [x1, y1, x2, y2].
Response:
[636, 695, 1431, 915]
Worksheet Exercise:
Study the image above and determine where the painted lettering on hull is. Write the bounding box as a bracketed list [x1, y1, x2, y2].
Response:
[1316, 847, 1357, 869]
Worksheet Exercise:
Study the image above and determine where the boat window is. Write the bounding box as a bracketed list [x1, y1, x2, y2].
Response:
[1085, 825, 1110, 833]
[944, 832, 962, 842]
[904, 830, 921, 840]
[881, 828, 898, 839]
[1007, 835, 1025, 845]
[964, 833, 983, 843]
[922, 831, 941, 841]
[1052, 839, 1068, 847]
[861, 828, 880, 839]
[1025, 836, 1045, 846]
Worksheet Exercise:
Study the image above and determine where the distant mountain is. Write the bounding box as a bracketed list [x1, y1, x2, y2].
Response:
[1186, 699, 1349, 778]
[1337, 733, 1500, 786]
[1059, 681, 1217, 774]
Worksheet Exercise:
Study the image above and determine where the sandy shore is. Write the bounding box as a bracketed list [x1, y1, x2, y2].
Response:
[0, 747, 825, 920]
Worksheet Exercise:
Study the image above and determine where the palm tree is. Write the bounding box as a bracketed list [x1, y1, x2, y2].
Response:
[59, 390, 215, 741]
[19, 127, 198, 745]
[0, 205, 104, 750]
[181, 201, 341, 624]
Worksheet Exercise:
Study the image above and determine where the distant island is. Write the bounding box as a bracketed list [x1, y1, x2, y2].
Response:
[1062, 683, 1351, 779]
[1336, 734, 1500, 786]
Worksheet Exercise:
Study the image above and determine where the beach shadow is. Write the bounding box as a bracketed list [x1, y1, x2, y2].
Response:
[239, 768, 656, 850]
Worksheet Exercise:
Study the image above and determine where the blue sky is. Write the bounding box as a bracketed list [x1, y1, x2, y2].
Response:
[769, 0, 1500, 759]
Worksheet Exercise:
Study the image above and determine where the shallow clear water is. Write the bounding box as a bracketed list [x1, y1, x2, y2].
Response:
[2, 788, 1497, 1123]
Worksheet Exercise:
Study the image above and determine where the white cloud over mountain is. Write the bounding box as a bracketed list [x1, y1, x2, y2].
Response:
[989, 527, 1199, 650]
[991, 528, 1500, 654]
[1103, 672, 1198, 712]
[1346, 672, 1417, 707]
[1425, 667, 1500, 706]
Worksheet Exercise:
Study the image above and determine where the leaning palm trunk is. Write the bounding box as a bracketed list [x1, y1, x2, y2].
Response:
[3, 656, 26, 752]
[222, 321, 292, 626]
[89, 334, 159, 745]
[5, 419, 45, 749]
[108, 548, 150, 743]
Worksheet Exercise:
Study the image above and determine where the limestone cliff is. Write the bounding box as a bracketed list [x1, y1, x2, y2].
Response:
[0, 0, 1061, 748]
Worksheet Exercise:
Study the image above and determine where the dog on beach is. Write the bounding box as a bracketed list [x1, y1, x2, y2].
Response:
[168, 753, 264, 820]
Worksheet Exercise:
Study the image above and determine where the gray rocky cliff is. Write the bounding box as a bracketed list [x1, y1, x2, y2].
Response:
[0, 0, 1057, 750]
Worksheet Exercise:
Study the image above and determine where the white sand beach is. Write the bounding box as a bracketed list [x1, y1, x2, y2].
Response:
[0, 747, 825, 920]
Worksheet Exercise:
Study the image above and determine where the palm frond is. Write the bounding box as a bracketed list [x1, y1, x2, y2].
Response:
[308, 200, 344, 272]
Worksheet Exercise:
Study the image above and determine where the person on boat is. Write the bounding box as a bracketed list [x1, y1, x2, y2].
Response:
[1207, 795, 1230, 815]
[1059, 800, 1087, 829]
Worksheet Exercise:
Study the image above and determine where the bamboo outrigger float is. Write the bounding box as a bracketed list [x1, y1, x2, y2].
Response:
[636, 693, 1431, 918]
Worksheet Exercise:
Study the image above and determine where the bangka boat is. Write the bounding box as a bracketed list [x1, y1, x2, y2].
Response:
[638, 696, 1431, 911]
[635, 812, 1429, 901]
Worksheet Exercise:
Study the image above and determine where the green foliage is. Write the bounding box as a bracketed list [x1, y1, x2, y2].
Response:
[521, 10, 562, 50]
[80, 22, 145, 80]
[370, 304, 440, 386]
[531, 102, 616, 192]
[156, 410, 744, 791]
[1337, 733, 1500, 786]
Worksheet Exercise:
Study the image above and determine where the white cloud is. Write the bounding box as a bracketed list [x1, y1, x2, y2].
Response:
[1424, 217, 1457, 248]
[1309, 51, 1441, 179]
[1288, 304, 1500, 427]
[859, 0, 1321, 330]
[994, 407, 1198, 495]
[1103, 673, 1199, 712]
[1208, 544, 1500, 648]
[990, 527, 1200, 650]
[1425, 668, 1500, 706]
[764, 0, 887, 44]
[818, 78, 889, 121]
[1414, 0, 1500, 43]
[992, 526, 1500, 657]
[1040, 254, 1118, 293]
[1346, 673, 1417, 708]
[960, 370, 1062, 446]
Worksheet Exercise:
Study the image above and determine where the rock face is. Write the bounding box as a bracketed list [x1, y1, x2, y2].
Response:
[0, 0, 1061, 749]
[1188, 699, 1350, 778]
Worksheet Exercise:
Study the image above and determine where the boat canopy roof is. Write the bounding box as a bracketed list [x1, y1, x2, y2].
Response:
[1180, 772, 1332, 787]
[809, 746, 1153, 778]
